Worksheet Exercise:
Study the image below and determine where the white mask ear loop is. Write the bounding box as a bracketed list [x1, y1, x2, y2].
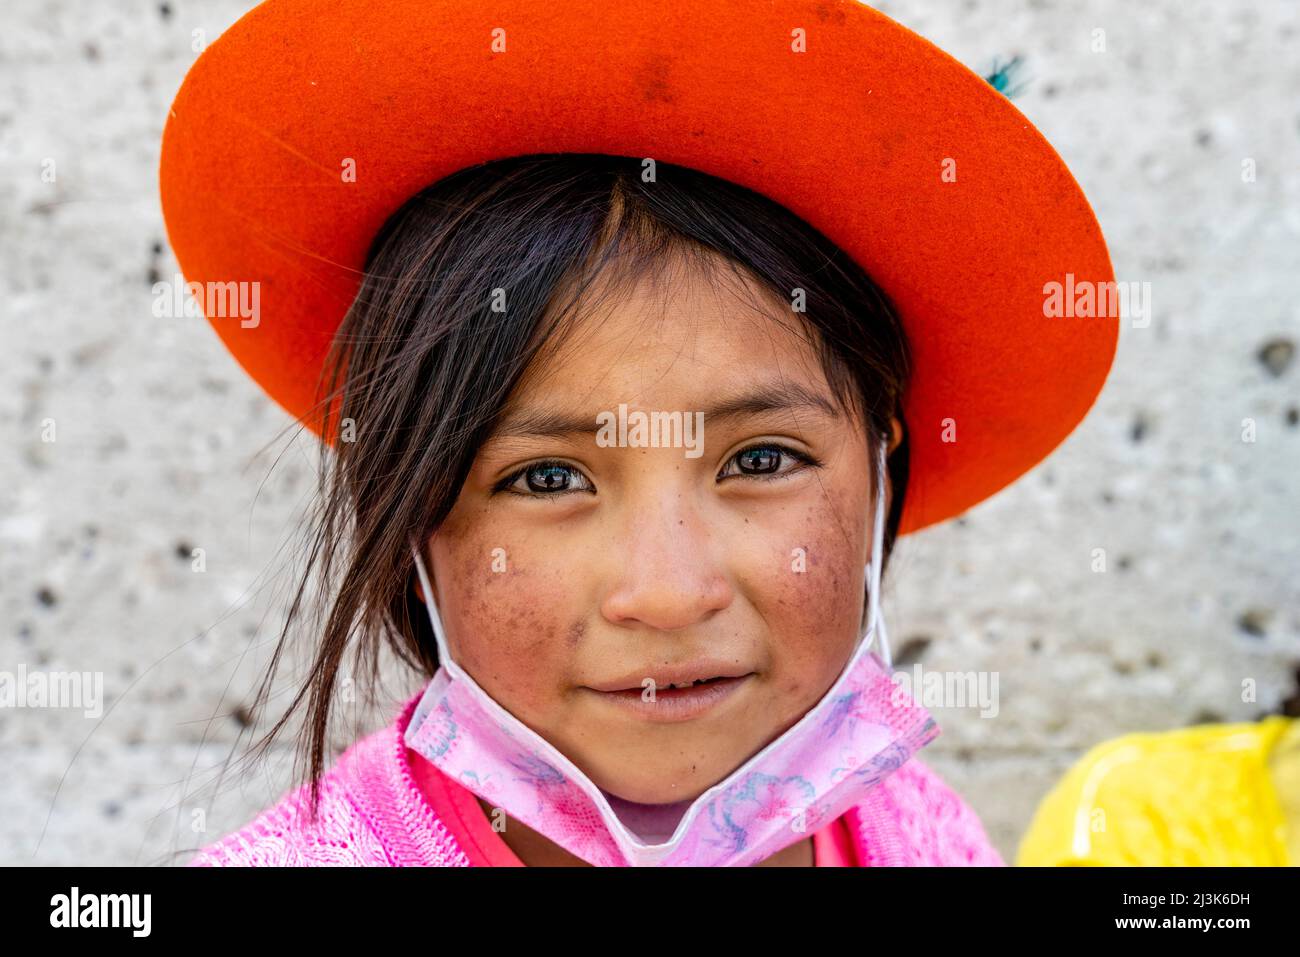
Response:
[409, 536, 457, 674]
[864, 437, 893, 671]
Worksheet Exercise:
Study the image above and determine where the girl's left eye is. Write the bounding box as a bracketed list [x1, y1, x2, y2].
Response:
[717, 443, 818, 481]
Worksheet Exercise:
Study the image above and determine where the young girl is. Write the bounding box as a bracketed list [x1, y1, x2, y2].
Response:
[162, 0, 1118, 867]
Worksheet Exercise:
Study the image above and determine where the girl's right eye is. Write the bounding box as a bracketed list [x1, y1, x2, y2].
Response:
[496, 461, 595, 497]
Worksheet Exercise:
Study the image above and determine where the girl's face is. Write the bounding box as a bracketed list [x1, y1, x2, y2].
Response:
[420, 260, 892, 805]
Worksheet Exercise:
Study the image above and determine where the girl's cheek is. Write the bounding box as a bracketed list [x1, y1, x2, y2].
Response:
[433, 532, 575, 712]
[766, 540, 859, 641]
[756, 499, 869, 697]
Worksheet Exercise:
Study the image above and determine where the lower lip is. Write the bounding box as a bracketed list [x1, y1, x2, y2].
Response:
[586, 675, 754, 723]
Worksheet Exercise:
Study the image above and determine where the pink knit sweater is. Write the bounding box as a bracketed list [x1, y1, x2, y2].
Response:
[189, 692, 1004, 866]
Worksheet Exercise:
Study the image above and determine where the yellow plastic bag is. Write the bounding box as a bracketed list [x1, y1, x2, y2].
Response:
[1016, 715, 1300, 866]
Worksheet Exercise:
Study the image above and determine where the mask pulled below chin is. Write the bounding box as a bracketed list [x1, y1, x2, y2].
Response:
[404, 626, 938, 866]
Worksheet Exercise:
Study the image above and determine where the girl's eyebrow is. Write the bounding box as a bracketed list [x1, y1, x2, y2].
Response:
[488, 381, 841, 441]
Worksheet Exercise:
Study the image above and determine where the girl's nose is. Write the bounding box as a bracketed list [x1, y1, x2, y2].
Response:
[599, 493, 733, 632]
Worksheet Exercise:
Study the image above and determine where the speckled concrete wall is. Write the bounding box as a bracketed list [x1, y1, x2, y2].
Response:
[2, 0, 1297, 866]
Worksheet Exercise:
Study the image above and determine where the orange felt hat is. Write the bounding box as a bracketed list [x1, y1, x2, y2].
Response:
[159, 0, 1119, 536]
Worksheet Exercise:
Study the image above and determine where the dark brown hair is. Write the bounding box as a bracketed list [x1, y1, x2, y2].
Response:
[243, 153, 913, 814]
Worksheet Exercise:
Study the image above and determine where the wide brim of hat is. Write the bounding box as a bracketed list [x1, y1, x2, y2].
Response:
[159, 0, 1119, 537]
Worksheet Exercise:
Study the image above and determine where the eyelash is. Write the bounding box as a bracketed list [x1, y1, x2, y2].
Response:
[493, 443, 821, 499]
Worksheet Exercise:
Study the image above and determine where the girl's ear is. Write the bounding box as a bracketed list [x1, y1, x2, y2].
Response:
[887, 415, 904, 455]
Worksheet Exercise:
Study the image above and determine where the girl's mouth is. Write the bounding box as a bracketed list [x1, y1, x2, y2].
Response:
[586, 674, 755, 723]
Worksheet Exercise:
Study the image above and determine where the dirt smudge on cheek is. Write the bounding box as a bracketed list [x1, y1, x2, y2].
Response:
[454, 598, 561, 710]
[567, 618, 586, 648]
[515, 608, 555, 658]
[768, 528, 865, 703]
[462, 567, 579, 709]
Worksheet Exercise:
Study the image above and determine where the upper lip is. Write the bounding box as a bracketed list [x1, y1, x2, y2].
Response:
[585, 661, 755, 693]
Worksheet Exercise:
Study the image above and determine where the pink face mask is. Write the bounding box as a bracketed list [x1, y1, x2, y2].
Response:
[404, 440, 938, 866]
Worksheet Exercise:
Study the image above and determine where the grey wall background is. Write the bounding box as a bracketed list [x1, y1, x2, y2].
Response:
[2, 0, 1297, 866]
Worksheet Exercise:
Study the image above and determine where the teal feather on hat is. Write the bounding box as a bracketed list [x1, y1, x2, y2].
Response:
[984, 54, 1029, 99]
